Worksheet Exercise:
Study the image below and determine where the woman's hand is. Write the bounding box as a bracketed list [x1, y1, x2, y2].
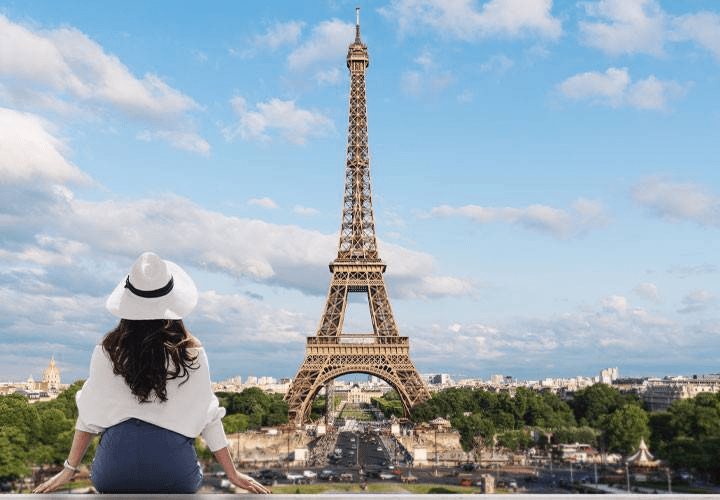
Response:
[32, 468, 74, 494]
[229, 471, 271, 494]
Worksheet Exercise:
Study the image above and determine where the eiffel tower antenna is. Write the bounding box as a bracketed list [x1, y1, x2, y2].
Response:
[284, 9, 430, 425]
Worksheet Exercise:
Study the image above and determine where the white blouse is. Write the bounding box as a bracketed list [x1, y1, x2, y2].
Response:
[75, 344, 229, 452]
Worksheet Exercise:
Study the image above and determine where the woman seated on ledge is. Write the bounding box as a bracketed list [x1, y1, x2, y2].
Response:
[34, 252, 270, 494]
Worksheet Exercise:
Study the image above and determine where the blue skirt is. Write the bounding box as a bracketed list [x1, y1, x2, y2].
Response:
[91, 418, 203, 493]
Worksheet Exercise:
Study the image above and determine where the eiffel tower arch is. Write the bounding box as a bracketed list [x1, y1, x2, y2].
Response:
[285, 9, 430, 425]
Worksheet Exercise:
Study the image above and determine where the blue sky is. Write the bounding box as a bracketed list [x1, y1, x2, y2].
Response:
[1, 0, 719, 384]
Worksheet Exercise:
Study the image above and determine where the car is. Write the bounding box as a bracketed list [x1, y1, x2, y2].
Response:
[379, 472, 395, 480]
[303, 470, 317, 479]
[286, 472, 304, 483]
[319, 469, 336, 481]
[377, 446, 383, 452]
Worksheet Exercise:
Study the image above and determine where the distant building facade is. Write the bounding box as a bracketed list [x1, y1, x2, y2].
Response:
[0, 357, 64, 400]
[640, 376, 720, 411]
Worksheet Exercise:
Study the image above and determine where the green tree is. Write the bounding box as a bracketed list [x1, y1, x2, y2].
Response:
[553, 426, 599, 447]
[648, 411, 673, 457]
[223, 413, 250, 434]
[497, 430, 533, 451]
[450, 413, 496, 451]
[571, 383, 627, 427]
[0, 426, 30, 480]
[216, 389, 287, 429]
[600, 404, 649, 454]
[0, 394, 40, 436]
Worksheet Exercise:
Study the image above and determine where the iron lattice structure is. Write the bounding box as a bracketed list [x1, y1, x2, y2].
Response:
[285, 11, 430, 425]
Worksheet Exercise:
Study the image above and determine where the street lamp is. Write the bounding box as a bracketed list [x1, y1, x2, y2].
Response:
[625, 462, 630, 493]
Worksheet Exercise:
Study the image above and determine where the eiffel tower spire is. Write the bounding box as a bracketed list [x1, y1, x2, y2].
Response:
[284, 9, 430, 426]
[339, 6, 376, 262]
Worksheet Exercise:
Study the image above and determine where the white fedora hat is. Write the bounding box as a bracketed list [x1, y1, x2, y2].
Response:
[106, 252, 198, 320]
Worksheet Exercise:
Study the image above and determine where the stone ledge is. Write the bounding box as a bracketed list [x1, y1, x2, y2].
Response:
[4, 495, 718, 499]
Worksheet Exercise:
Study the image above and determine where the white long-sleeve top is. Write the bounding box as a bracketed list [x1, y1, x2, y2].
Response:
[75, 344, 229, 452]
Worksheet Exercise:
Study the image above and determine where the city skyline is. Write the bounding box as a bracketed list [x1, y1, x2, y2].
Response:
[1, 0, 719, 383]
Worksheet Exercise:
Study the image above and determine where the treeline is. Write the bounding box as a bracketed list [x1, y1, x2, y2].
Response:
[216, 387, 288, 433]
[402, 384, 649, 454]
[0, 384, 289, 481]
[378, 383, 720, 481]
[0, 381, 92, 480]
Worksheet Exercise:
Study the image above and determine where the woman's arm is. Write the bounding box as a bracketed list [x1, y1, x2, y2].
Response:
[213, 446, 271, 494]
[32, 430, 95, 494]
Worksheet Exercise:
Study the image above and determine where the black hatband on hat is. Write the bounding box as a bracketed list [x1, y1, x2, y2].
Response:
[124, 276, 174, 298]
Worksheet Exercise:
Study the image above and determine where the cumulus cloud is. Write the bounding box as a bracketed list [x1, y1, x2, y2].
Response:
[579, 0, 666, 56]
[0, 178, 474, 380]
[286, 19, 354, 84]
[379, 0, 562, 40]
[671, 12, 720, 60]
[222, 96, 334, 145]
[579, 1, 720, 60]
[293, 205, 320, 216]
[0, 108, 90, 185]
[3, 182, 469, 300]
[634, 282, 660, 302]
[0, 13, 205, 153]
[136, 129, 210, 155]
[254, 21, 305, 52]
[678, 289, 715, 315]
[632, 177, 720, 226]
[557, 67, 688, 110]
[427, 198, 609, 238]
[412, 292, 687, 376]
[248, 197, 279, 209]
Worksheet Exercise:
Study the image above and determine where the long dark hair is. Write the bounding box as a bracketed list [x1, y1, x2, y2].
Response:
[102, 319, 199, 403]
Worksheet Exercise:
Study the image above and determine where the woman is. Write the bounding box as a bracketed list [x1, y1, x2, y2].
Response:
[34, 252, 270, 494]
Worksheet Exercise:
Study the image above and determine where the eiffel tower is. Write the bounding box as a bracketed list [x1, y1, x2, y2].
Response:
[285, 9, 430, 425]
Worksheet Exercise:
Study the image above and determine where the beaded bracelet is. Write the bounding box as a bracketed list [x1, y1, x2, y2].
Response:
[63, 459, 79, 473]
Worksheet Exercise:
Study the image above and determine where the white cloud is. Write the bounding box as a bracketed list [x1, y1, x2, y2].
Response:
[137, 129, 210, 155]
[315, 68, 342, 85]
[632, 177, 720, 226]
[634, 282, 660, 302]
[223, 96, 334, 145]
[287, 19, 354, 78]
[254, 21, 305, 51]
[557, 67, 687, 110]
[248, 197, 279, 209]
[480, 54, 514, 73]
[379, 0, 562, 41]
[0, 14, 206, 154]
[579, 0, 666, 56]
[578, 1, 720, 60]
[416, 292, 683, 372]
[428, 198, 609, 238]
[3, 183, 468, 300]
[0, 108, 89, 185]
[0, 15, 199, 120]
[671, 11, 720, 60]
[558, 67, 629, 107]
[195, 290, 311, 346]
[602, 294, 628, 313]
[293, 205, 320, 216]
[678, 289, 715, 314]
[413, 276, 474, 299]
